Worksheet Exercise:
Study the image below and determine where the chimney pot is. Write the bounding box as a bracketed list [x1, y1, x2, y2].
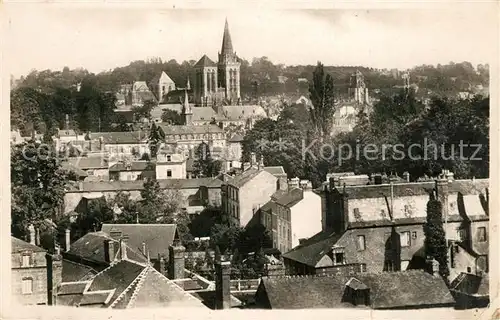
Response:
[65, 229, 71, 252]
[250, 152, 256, 166]
[104, 239, 116, 263]
[120, 236, 128, 260]
[215, 260, 231, 309]
[28, 224, 36, 245]
[168, 245, 186, 280]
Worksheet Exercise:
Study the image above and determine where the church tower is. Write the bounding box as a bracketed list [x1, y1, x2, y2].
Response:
[181, 89, 193, 125]
[193, 55, 218, 107]
[218, 19, 241, 104]
[348, 70, 369, 105]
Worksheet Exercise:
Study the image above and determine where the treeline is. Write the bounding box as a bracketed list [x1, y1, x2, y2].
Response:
[242, 64, 489, 186]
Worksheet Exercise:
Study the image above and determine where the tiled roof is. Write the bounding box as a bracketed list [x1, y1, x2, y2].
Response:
[152, 104, 223, 122]
[263, 166, 286, 176]
[190, 290, 242, 309]
[109, 161, 155, 172]
[66, 157, 109, 170]
[271, 189, 287, 200]
[194, 55, 217, 67]
[258, 270, 454, 309]
[281, 230, 342, 267]
[62, 259, 98, 282]
[340, 182, 435, 199]
[58, 282, 89, 295]
[228, 133, 244, 142]
[157, 123, 224, 135]
[66, 177, 219, 192]
[89, 131, 148, 144]
[451, 272, 489, 296]
[101, 224, 177, 260]
[128, 267, 207, 308]
[11, 237, 46, 253]
[275, 188, 303, 208]
[221, 105, 266, 121]
[227, 167, 265, 188]
[66, 231, 148, 265]
[58, 129, 77, 137]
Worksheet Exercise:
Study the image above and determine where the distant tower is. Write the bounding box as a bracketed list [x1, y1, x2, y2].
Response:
[193, 55, 218, 107]
[218, 18, 241, 104]
[348, 70, 369, 104]
[181, 89, 193, 125]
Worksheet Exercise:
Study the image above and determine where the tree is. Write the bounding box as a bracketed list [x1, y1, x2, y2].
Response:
[148, 122, 164, 158]
[74, 197, 114, 235]
[161, 109, 183, 125]
[423, 195, 450, 280]
[11, 142, 68, 246]
[309, 61, 336, 137]
[132, 99, 156, 122]
[192, 141, 222, 178]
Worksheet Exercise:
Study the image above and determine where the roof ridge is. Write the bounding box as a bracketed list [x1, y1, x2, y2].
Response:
[107, 263, 147, 308]
[123, 265, 150, 309]
[149, 267, 203, 303]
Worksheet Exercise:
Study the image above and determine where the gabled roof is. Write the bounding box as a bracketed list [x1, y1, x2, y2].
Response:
[275, 188, 304, 208]
[66, 231, 148, 265]
[66, 157, 109, 170]
[451, 272, 489, 296]
[194, 55, 217, 68]
[228, 133, 244, 142]
[263, 166, 286, 176]
[281, 230, 342, 267]
[221, 19, 234, 55]
[258, 270, 454, 309]
[108, 161, 155, 172]
[62, 259, 98, 282]
[101, 224, 178, 260]
[221, 105, 266, 121]
[11, 237, 46, 253]
[227, 167, 275, 188]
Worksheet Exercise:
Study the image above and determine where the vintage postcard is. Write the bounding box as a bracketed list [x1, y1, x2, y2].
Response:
[1, 1, 498, 320]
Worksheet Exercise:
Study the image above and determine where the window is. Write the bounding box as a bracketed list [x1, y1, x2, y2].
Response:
[478, 227, 487, 242]
[457, 229, 465, 241]
[334, 252, 345, 265]
[21, 278, 33, 294]
[166, 155, 171, 162]
[360, 264, 367, 272]
[385, 233, 392, 249]
[384, 260, 394, 272]
[167, 170, 172, 178]
[357, 235, 366, 251]
[353, 208, 361, 221]
[400, 231, 410, 247]
[22, 255, 31, 267]
[87, 170, 94, 176]
[411, 231, 417, 240]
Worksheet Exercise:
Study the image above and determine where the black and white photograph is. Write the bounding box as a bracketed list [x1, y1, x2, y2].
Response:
[2, 2, 498, 319]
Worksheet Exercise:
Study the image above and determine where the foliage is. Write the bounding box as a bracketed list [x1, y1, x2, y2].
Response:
[309, 61, 336, 137]
[161, 109, 183, 125]
[423, 196, 450, 280]
[11, 142, 68, 246]
[148, 123, 165, 158]
[192, 141, 222, 178]
[132, 99, 156, 122]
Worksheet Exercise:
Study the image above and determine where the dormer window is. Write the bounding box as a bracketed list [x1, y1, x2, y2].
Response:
[329, 247, 345, 266]
[22, 254, 31, 267]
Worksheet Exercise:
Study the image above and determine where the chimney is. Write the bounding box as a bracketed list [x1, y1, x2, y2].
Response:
[120, 235, 129, 260]
[159, 256, 166, 275]
[435, 178, 449, 220]
[426, 257, 440, 277]
[46, 252, 62, 306]
[445, 170, 454, 182]
[288, 177, 300, 189]
[28, 224, 36, 245]
[142, 242, 147, 256]
[65, 229, 71, 252]
[374, 174, 382, 185]
[403, 171, 410, 182]
[104, 239, 115, 263]
[215, 260, 231, 310]
[168, 244, 186, 280]
[78, 181, 84, 191]
[250, 152, 256, 167]
[278, 175, 288, 191]
[258, 154, 264, 169]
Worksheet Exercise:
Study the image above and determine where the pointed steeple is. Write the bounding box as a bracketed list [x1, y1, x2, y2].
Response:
[186, 77, 191, 90]
[182, 90, 192, 114]
[221, 18, 233, 55]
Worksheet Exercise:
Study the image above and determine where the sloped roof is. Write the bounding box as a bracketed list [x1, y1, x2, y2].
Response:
[228, 133, 244, 142]
[152, 104, 224, 122]
[281, 230, 342, 267]
[227, 167, 273, 188]
[133, 81, 149, 91]
[89, 131, 148, 144]
[62, 259, 98, 282]
[451, 272, 489, 296]
[11, 237, 46, 253]
[258, 270, 454, 309]
[66, 231, 148, 265]
[108, 161, 155, 172]
[275, 188, 304, 208]
[101, 224, 178, 260]
[66, 157, 109, 170]
[66, 177, 219, 192]
[58, 129, 77, 137]
[221, 19, 234, 54]
[195, 55, 217, 68]
[221, 105, 266, 121]
[263, 166, 286, 177]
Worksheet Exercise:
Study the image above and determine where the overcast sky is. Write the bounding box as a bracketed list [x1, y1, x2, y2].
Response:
[4, 3, 498, 77]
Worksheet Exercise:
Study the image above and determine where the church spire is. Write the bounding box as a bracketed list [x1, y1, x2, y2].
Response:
[221, 18, 233, 55]
[186, 77, 191, 91]
[182, 89, 192, 125]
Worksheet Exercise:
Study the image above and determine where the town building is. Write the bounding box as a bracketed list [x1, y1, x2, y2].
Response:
[108, 160, 156, 181]
[65, 157, 110, 181]
[282, 173, 489, 282]
[260, 178, 322, 253]
[11, 236, 62, 306]
[150, 71, 177, 103]
[254, 269, 455, 309]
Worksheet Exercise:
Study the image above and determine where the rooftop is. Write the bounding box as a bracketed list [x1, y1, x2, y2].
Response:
[11, 237, 46, 253]
[157, 123, 225, 135]
[89, 131, 148, 144]
[274, 188, 304, 208]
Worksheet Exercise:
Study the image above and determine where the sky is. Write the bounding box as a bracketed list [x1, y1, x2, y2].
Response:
[4, 3, 498, 77]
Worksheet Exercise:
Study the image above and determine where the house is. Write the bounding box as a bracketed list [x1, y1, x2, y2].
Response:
[100, 224, 180, 273]
[88, 131, 150, 161]
[63, 177, 224, 214]
[283, 174, 489, 278]
[151, 71, 176, 103]
[57, 239, 206, 309]
[223, 133, 244, 171]
[11, 236, 62, 306]
[221, 155, 282, 226]
[109, 160, 156, 181]
[130, 81, 157, 107]
[65, 157, 109, 181]
[156, 123, 227, 154]
[254, 269, 455, 309]
[260, 178, 322, 253]
[156, 152, 188, 179]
